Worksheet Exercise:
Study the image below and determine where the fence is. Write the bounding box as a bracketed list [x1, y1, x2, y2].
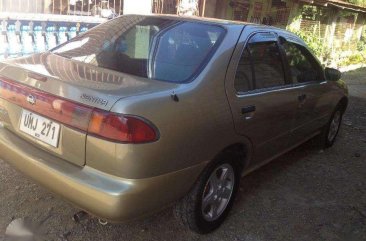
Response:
[299, 19, 327, 40]
[0, 0, 123, 17]
[263, 7, 291, 27]
[0, 18, 100, 60]
[153, 0, 178, 14]
[292, 4, 366, 66]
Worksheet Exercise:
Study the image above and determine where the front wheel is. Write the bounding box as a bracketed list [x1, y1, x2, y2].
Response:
[174, 158, 240, 234]
[320, 106, 343, 148]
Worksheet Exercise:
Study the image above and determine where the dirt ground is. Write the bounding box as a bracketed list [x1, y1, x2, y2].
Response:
[1, 68, 365, 241]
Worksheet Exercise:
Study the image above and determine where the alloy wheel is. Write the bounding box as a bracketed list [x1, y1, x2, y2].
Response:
[328, 110, 341, 142]
[201, 164, 235, 222]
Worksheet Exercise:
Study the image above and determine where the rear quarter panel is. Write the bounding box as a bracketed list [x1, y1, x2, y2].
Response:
[85, 24, 253, 179]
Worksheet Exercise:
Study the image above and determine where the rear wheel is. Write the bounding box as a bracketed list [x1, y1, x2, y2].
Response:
[174, 158, 240, 234]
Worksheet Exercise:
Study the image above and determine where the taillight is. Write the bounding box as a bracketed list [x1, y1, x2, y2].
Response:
[88, 109, 158, 143]
[0, 76, 93, 131]
[0, 77, 158, 144]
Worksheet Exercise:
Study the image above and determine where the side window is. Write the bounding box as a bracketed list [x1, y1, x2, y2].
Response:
[249, 41, 285, 89]
[234, 33, 285, 93]
[234, 47, 254, 92]
[282, 41, 323, 83]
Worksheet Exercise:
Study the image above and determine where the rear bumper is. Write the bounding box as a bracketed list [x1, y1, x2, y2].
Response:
[0, 126, 206, 222]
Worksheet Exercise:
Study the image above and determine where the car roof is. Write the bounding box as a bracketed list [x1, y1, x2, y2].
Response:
[120, 14, 306, 46]
[146, 13, 253, 25]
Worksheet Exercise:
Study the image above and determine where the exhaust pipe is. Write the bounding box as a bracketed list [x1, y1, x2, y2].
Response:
[72, 211, 88, 223]
[72, 210, 108, 225]
[98, 219, 108, 225]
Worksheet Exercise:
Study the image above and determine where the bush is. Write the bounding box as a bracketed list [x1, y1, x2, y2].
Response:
[339, 53, 365, 66]
[291, 30, 331, 64]
[346, 0, 366, 7]
[357, 36, 366, 52]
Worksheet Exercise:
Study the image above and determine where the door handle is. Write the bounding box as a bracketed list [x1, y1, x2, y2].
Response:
[241, 105, 256, 114]
[298, 94, 307, 102]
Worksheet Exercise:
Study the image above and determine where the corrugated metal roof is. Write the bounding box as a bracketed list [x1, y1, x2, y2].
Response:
[302, 0, 366, 13]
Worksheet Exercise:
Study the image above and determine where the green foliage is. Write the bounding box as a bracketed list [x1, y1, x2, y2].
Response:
[301, 5, 328, 21]
[291, 30, 327, 58]
[287, 5, 365, 66]
[301, 6, 318, 20]
[339, 53, 366, 66]
[287, 9, 330, 62]
[346, 0, 366, 7]
[357, 34, 366, 51]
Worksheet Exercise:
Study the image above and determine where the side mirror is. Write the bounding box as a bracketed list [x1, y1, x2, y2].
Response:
[325, 67, 342, 81]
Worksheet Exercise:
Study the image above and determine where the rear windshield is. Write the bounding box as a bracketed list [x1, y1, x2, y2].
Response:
[52, 15, 225, 83]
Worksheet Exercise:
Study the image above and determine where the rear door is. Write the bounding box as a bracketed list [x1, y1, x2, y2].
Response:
[225, 29, 299, 164]
[279, 37, 332, 144]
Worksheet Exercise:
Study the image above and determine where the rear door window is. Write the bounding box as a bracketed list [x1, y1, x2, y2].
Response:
[234, 47, 254, 92]
[234, 32, 286, 93]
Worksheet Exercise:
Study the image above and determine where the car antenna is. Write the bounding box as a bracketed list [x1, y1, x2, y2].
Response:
[171, 91, 179, 102]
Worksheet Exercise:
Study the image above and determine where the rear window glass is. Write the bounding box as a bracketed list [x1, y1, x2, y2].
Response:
[52, 15, 225, 83]
[249, 41, 285, 89]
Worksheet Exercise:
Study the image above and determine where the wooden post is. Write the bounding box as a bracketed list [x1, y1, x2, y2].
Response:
[286, 1, 301, 30]
[88, 0, 91, 15]
[202, 0, 206, 17]
[120, 0, 123, 15]
[325, 7, 341, 65]
[327, 7, 340, 49]
[81, 0, 84, 15]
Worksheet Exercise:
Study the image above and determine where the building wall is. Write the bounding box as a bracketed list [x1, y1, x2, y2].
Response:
[203, 0, 217, 17]
[207, 0, 293, 26]
[1, 0, 47, 13]
[0, 0, 124, 15]
[124, 0, 152, 14]
[201, 0, 365, 66]
[214, 0, 228, 19]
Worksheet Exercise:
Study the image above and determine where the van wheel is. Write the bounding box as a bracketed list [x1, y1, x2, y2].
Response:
[320, 106, 343, 148]
[174, 158, 240, 234]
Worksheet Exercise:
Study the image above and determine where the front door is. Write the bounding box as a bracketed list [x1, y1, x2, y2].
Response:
[225, 30, 299, 164]
[279, 37, 332, 144]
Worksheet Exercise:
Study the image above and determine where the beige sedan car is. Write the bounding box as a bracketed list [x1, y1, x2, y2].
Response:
[0, 15, 347, 233]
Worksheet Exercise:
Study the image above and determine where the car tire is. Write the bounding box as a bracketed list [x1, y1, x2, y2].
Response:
[320, 105, 343, 148]
[174, 157, 241, 234]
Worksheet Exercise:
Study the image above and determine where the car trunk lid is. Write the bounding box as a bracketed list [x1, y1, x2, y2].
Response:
[0, 53, 177, 166]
